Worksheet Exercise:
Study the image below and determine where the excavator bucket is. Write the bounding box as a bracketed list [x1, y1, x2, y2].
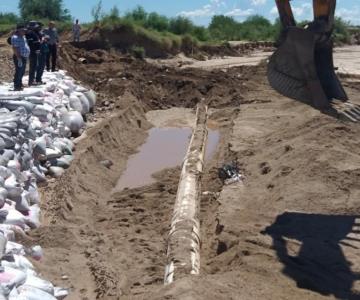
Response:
[268, 0, 351, 112]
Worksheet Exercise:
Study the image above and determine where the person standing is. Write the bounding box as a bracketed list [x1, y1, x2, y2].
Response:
[11, 24, 30, 91]
[72, 19, 81, 43]
[26, 21, 42, 86]
[44, 21, 59, 72]
[36, 35, 50, 85]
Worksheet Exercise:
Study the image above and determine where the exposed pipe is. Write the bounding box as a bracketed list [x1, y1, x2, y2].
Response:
[164, 103, 208, 285]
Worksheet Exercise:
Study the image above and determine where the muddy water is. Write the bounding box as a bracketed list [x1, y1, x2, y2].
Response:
[114, 127, 219, 191]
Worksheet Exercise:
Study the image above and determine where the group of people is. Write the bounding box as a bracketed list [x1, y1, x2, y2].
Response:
[10, 19, 82, 91]
[10, 21, 59, 91]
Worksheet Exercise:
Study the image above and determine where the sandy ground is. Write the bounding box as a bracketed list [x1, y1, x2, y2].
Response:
[0, 38, 360, 299]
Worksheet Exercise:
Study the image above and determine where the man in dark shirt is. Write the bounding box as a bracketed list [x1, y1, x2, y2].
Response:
[44, 21, 59, 72]
[26, 21, 42, 86]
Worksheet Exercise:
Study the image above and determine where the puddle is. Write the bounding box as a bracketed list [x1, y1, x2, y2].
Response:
[114, 127, 220, 191]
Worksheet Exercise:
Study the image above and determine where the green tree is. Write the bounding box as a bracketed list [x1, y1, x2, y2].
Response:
[18, 0, 71, 21]
[0, 13, 19, 24]
[169, 16, 194, 35]
[91, 0, 103, 23]
[125, 6, 147, 23]
[209, 15, 239, 40]
[145, 12, 169, 31]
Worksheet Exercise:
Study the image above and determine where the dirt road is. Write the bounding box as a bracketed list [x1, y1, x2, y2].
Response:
[0, 40, 360, 299]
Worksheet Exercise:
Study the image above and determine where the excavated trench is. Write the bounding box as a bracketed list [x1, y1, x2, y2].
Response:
[26, 45, 248, 299]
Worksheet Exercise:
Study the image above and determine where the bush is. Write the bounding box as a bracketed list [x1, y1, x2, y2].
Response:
[131, 46, 146, 59]
[333, 17, 351, 44]
[0, 13, 19, 25]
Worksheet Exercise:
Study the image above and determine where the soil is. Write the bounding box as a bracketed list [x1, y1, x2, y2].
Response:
[1, 37, 360, 299]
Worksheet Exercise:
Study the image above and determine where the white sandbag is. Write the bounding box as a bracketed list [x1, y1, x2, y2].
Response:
[0, 266, 27, 292]
[14, 193, 30, 213]
[0, 189, 7, 208]
[31, 165, 46, 183]
[54, 287, 69, 300]
[28, 245, 43, 261]
[74, 92, 90, 115]
[3, 209, 27, 229]
[0, 101, 35, 114]
[24, 97, 44, 105]
[57, 83, 71, 96]
[0, 234, 7, 258]
[0, 228, 14, 241]
[0, 167, 11, 179]
[48, 166, 65, 178]
[19, 88, 45, 98]
[68, 94, 83, 113]
[0, 133, 15, 149]
[2, 255, 34, 272]
[25, 205, 40, 229]
[17, 286, 57, 300]
[63, 111, 84, 135]
[84, 89, 97, 108]
[24, 181, 39, 205]
[5, 175, 22, 199]
[23, 275, 54, 295]
[45, 148, 62, 160]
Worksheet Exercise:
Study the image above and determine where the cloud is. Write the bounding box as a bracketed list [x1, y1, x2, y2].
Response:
[178, 0, 226, 18]
[336, 6, 360, 24]
[270, 2, 312, 19]
[251, 0, 267, 6]
[225, 8, 255, 17]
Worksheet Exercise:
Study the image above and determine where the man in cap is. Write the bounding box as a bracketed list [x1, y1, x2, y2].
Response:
[11, 24, 30, 91]
[26, 21, 42, 86]
[44, 21, 59, 72]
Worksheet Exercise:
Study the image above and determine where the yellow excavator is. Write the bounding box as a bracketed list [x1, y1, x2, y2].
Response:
[268, 0, 360, 121]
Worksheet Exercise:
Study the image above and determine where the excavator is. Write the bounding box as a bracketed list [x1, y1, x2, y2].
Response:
[268, 0, 360, 121]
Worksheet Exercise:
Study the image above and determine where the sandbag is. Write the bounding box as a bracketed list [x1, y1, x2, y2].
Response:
[0, 266, 27, 292]
[68, 94, 83, 113]
[45, 148, 62, 160]
[0, 101, 35, 114]
[3, 209, 27, 229]
[17, 286, 57, 300]
[84, 89, 97, 108]
[48, 166, 65, 178]
[54, 287, 69, 300]
[23, 275, 54, 295]
[2, 254, 34, 272]
[5, 175, 22, 199]
[25, 205, 40, 229]
[74, 92, 90, 115]
[63, 111, 84, 135]
[24, 96, 44, 105]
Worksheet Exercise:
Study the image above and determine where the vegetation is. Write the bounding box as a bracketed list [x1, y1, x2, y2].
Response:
[18, 0, 71, 21]
[0, 2, 356, 49]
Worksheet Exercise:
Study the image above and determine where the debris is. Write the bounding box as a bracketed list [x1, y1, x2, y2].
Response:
[218, 162, 244, 185]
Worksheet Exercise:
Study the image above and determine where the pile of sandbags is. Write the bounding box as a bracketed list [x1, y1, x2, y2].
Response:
[0, 70, 96, 298]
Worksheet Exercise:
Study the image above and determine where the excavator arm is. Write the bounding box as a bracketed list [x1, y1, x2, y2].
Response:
[267, 0, 360, 120]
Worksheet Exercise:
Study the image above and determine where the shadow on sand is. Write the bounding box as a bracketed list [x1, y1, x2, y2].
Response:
[264, 212, 360, 299]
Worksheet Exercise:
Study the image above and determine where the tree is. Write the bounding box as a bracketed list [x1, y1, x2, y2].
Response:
[125, 6, 148, 23]
[0, 13, 19, 24]
[18, 0, 71, 21]
[91, 0, 103, 23]
[169, 16, 194, 35]
[145, 12, 169, 32]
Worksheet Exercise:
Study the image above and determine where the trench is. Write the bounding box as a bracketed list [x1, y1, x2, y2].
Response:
[34, 103, 234, 300]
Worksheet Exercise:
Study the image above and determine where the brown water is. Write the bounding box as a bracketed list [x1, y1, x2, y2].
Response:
[114, 127, 219, 191]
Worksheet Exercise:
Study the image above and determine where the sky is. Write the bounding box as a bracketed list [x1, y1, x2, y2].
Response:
[0, 0, 359, 25]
